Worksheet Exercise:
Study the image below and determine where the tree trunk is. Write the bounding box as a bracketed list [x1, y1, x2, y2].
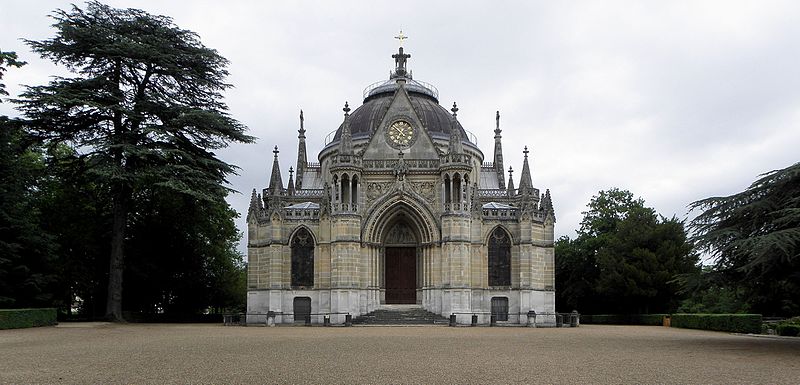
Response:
[105, 184, 130, 322]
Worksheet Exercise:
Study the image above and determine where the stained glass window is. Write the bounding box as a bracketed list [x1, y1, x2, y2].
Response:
[488, 228, 511, 286]
[291, 228, 314, 287]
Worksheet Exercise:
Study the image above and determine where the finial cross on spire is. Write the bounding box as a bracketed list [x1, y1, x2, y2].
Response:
[273, 145, 279, 159]
[343, 101, 350, 115]
[523, 146, 529, 158]
[508, 166, 513, 175]
[395, 30, 407, 47]
[451, 102, 459, 117]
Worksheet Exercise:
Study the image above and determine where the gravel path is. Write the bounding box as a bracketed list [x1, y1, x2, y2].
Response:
[1, 323, 798, 384]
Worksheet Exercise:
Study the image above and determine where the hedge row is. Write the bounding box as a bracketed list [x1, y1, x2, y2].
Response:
[0, 308, 58, 330]
[670, 313, 762, 334]
[580, 314, 667, 325]
[776, 324, 800, 337]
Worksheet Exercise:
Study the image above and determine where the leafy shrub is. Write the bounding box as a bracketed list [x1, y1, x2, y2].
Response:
[0, 308, 57, 329]
[776, 324, 800, 337]
[670, 313, 761, 334]
[581, 314, 667, 325]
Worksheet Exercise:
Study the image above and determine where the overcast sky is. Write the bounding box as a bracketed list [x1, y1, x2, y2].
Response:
[2, 1, 799, 256]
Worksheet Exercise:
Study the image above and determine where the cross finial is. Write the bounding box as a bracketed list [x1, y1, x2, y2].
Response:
[523, 146, 529, 158]
[395, 30, 407, 47]
[451, 102, 459, 117]
[273, 145, 279, 159]
[343, 101, 350, 115]
[289, 166, 294, 175]
[508, 166, 513, 175]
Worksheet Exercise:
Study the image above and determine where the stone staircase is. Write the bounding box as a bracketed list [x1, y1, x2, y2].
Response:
[352, 305, 450, 325]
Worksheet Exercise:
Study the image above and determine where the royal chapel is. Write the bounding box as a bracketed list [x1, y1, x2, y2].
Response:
[246, 42, 556, 325]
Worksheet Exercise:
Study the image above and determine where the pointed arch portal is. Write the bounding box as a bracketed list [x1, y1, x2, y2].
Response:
[363, 194, 439, 304]
[383, 217, 419, 304]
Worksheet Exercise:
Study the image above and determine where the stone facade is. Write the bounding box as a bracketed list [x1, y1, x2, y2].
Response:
[247, 46, 556, 325]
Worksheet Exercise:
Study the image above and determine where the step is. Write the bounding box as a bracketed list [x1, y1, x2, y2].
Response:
[352, 305, 450, 325]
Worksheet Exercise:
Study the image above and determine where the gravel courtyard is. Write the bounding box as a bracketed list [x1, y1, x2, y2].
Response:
[1, 323, 798, 384]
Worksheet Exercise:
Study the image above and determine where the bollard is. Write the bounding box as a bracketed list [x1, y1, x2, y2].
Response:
[324, 315, 330, 327]
[267, 311, 276, 327]
[449, 314, 457, 327]
[490, 314, 497, 326]
[305, 315, 311, 326]
[345, 314, 352, 327]
[471, 314, 478, 326]
[556, 314, 563, 327]
[570, 310, 578, 327]
[527, 310, 537, 328]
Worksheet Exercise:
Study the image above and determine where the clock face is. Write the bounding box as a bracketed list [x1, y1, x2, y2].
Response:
[388, 120, 415, 148]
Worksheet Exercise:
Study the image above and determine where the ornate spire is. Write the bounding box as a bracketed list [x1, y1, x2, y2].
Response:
[518, 146, 533, 194]
[287, 166, 295, 195]
[493, 110, 505, 189]
[299, 109, 305, 135]
[507, 166, 515, 196]
[295, 109, 307, 189]
[247, 188, 263, 221]
[540, 189, 555, 220]
[448, 102, 463, 155]
[339, 101, 353, 155]
[268, 145, 284, 195]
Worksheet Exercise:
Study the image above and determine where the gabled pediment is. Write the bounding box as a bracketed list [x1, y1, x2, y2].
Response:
[362, 84, 440, 161]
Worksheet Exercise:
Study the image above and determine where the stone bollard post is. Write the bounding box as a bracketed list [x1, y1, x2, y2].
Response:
[304, 315, 312, 326]
[527, 310, 537, 328]
[449, 314, 457, 327]
[471, 314, 478, 326]
[324, 315, 330, 326]
[556, 314, 563, 327]
[490, 314, 497, 326]
[345, 314, 352, 327]
[570, 310, 579, 327]
[267, 311, 276, 327]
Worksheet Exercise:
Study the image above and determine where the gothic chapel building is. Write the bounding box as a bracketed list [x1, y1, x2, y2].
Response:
[247, 44, 556, 325]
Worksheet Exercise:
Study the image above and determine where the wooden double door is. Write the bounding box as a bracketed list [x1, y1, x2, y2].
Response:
[385, 247, 417, 304]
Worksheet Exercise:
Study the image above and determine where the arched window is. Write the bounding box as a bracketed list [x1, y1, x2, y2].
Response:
[488, 228, 511, 286]
[341, 174, 350, 207]
[291, 228, 314, 287]
[444, 175, 451, 204]
[351, 175, 358, 207]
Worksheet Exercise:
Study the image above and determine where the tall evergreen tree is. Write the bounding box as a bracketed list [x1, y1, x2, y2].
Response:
[16, 2, 253, 321]
[689, 162, 800, 315]
[1, 51, 25, 98]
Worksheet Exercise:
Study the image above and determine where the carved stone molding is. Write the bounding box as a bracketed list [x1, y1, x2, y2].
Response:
[366, 182, 395, 201]
[409, 181, 435, 202]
